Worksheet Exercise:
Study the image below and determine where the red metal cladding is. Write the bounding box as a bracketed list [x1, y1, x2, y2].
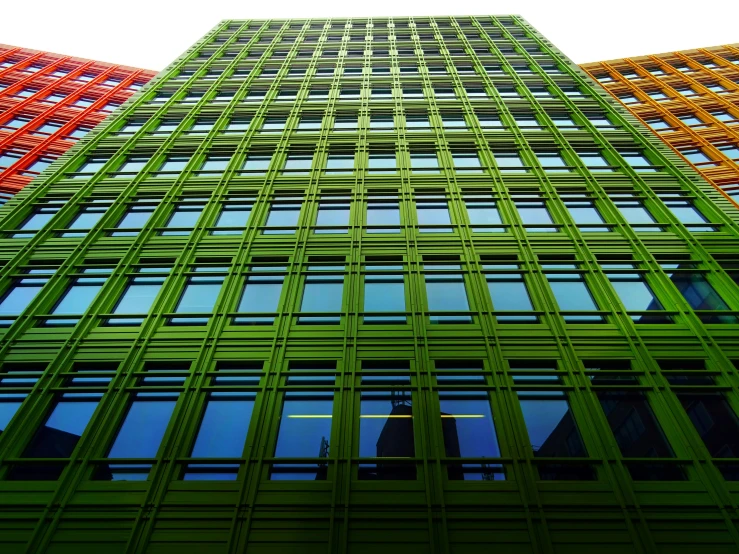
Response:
[0, 44, 156, 200]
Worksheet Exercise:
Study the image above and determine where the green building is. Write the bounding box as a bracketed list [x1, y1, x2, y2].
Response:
[1, 15, 739, 554]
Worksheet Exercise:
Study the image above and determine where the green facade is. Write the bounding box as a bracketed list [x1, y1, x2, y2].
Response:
[1, 15, 739, 554]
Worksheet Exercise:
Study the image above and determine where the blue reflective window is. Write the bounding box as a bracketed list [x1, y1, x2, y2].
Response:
[608, 274, 665, 320]
[108, 269, 169, 325]
[61, 203, 111, 237]
[667, 272, 735, 323]
[578, 152, 612, 171]
[315, 199, 350, 233]
[612, 199, 661, 231]
[536, 152, 569, 172]
[367, 198, 400, 233]
[73, 158, 108, 177]
[0, 400, 23, 434]
[235, 271, 284, 324]
[359, 391, 415, 480]
[564, 200, 608, 231]
[213, 203, 252, 235]
[416, 199, 452, 232]
[425, 270, 471, 323]
[299, 274, 344, 323]
[439, 392, 504, 480]
[0, 280, 46, 324]
[184, 393, 255, 480]
[494, 152, 526, 172]
[112, 203, 157, 236]
[518, 392, 587, 458]
[9, 398, 99, 480]
[486, 274, 536, 322]
[464, 198, 503, 232]
[410, 153, 440, 173]
[364, 272, 405, 323]
[271, 393, 333, 480]
[661, 199, 715, 231]
[157, 156, 190, 173]
[171, 269, 225, 325]
[104, 398, 177, 480]
[48, 270, 110, 326]
[241, 153, 272, 174]
[546, 271, 601, 322]
[516, 202, 555, 232]
[264, 201, 301, 234]
[161, 202, 206, 235]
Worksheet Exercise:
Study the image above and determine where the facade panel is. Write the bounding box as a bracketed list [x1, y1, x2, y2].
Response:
[0, 44, 156, 200]
[581, 44, 739, 211]
[0, 16, 738, 553]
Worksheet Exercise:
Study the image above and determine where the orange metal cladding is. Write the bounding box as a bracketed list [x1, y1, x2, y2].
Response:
[0, 45, 156, 200]
[581, 44, 739, 210]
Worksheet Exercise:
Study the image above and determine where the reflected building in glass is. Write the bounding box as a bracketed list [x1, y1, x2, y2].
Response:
[0, 16, 739, 553]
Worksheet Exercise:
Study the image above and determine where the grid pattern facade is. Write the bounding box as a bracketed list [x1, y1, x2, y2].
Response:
[0, 16, 738, 554]
[581, 44, 739, 210]
[0, 44, 156, 201]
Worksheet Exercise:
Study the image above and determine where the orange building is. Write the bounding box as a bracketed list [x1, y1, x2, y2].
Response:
[581, 45, 739, 208]
[0, 44, 156, 202]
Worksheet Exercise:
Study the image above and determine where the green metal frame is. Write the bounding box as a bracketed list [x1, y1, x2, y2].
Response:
[0, 15, 738, 554]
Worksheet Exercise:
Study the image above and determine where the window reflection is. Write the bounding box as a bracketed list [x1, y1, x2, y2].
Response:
[439, 392, 503, 480]
[272, 393, 333, 480]
[359, 391, 416, 480]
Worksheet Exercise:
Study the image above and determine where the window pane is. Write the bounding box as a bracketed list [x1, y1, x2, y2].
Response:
[669, 273, 732, 314]
[440, 392, 504, 480]
[547, 275, 601, 322]
[188, 395, 255, 463]
[174, 282, 222, 321]
[677, 394, 739, 458]
[425, 276, 470, 322]
[364, 276, 405, 322]
[609, 278, 663, 311]
[518, 393, 587, 457]
[487, 277, 535, 322]
[516, 203, 555, 232]
[235, 277, 283, 324]
[264, 205, 300, 234]
[272, 393, 333, 480]
[0, 285, 44, 319]
[213, 207, 251, 235]
[109, 283, 162, 324]
[300, 279, 343, 323]
[112, 208, 155, 236]
[107, 399, 176, 459]
[359, 392, 415, 479]
[465, 200, 503, 232]
[367, 203, 400, 233]
[315, 205, 349, 233]
[50, 284, 104, 320]
[162, 206, 204, 235]
[417, 202, 452, 231]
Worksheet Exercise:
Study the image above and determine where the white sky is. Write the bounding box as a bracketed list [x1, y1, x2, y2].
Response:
[2, 0, 738, 71]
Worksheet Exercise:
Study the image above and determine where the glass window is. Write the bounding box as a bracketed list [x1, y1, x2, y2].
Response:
[536, 152, 569, 172]
[439, 392, 503, 480]
[111, 202, 157, 237]
[185, 393, 255, 480]
[364, 268, 406, 323]
[597, 391, 683, 480]
[366, 197, 400, 233]
[667, 271, 733, 320]
[612, 197, 661, 231]
[680, 148, 712, 164]
[35, 121, 64, 134]
[464, 197, 503, 232]
[60, 202, 111, 237]
[24, 157, 54, 174]
[225, 118, 251, 132]
[406, 115, 431, 130]
[272, 392, 333, 480]
[0, 151, 23, 169]
[282, 153, 313, 175]
[452, 152, 483, 173]
[9, 397, 100, 480]
[242, 153, 272, 174]
[677, 394, 739, 458]
[299, 270, 344, 323]
[518, 392, 590, 479]
[161, 201, 206, 236]
[410, 152, 440, 173]
[116, 157, 149, 175]
[171, 267, 226, 325]
[494, 152, 526, 173]
[108, 268, 169, 326]
[104, 397, 177, 480]
[325, 153, 354, 174]
[621, 151, 656, 172]
[661, 198, 714, 231]
[235, 267, 284, 324]
[334, 115, 358, 131]
[545, 269, 601, 322]
[0, 270, 54, 325]
[72, 158, 109, 178]
[607, 273, 665, 322]
[157, 156, 190, 174]
[263, 199, 302, 234]
[578, 152, 612, 171]
[315, 198, 350, 233]
[367, 152, 396, 173]
[486, 273, 535, 322]
[416, 198, 452, 232]
[564, 200, 608, 231]
[47, 269, 110, 326]
[646, 117, 670, 130]
[425, 268, 471, 323]
[359, 391, 415, 480]
[213, 201, 252, 235]
[199, 156, 231, 173]
[516, 201, 555, 232]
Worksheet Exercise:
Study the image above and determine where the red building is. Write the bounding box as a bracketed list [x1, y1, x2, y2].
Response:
[0, 44, 156, 202]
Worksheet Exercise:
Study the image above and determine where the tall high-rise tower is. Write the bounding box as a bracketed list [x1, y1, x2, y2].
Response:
[0, 17, 739, 553]
[581, 44, 739, 208]
[0, 44, 156, 202]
